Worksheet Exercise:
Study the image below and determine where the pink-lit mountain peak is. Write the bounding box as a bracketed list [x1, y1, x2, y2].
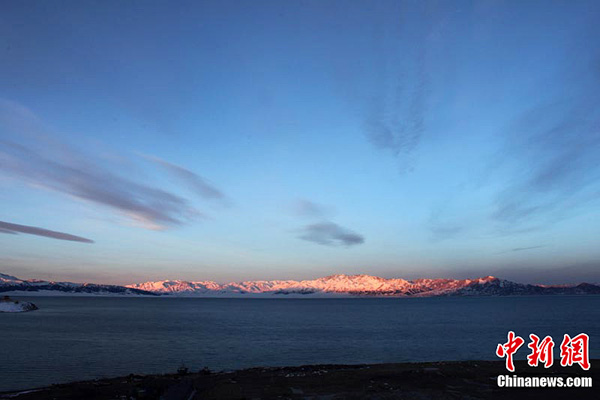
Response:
[3, 272, 598, 297]
[126, 274, 506, 296]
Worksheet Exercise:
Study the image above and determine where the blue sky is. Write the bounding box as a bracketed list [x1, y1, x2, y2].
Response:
[1, 0, 600, 284]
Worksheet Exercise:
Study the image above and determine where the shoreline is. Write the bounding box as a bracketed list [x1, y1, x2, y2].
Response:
[2, 360, 597, 399]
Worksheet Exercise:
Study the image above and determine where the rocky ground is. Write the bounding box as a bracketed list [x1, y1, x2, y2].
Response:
[1, 360, 597, 400]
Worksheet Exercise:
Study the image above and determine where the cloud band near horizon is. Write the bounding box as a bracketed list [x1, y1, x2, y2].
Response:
[0, 221, 94, 243]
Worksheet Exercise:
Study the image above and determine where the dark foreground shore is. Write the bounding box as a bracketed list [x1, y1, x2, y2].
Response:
[1, 360, 597, 400]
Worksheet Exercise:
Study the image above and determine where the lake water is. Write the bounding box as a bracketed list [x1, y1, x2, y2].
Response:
[1, 295, 599, 392]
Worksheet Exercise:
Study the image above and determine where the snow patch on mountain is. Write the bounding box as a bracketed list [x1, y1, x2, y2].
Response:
[4, 271, 599, 297]
[126, 274, 600, 297]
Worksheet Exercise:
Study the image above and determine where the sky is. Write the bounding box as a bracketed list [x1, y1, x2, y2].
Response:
[1, 0, 600, 285]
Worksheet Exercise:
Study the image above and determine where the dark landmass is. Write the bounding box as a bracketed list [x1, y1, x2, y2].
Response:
[0, 282, 157, 296]
[347, 280, 600, 297]
[1, 360, 597, 399]
[0, 273, 157, 296]
[0, 296, 38, 312]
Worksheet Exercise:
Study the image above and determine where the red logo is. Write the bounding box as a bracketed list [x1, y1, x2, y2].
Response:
[496, 331, 525, 372]
[496, 332, 591, 372]
[560, 333, 590, 370]
[527, 334, 554, 368]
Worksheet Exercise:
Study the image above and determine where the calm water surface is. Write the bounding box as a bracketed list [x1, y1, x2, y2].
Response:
[1, 295, 599, 391]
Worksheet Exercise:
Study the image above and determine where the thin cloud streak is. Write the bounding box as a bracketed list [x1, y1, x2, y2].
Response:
[298, 221, 365, 247]
[429, 223, 463, 241]
[427, 39, 600, 239]
[494, 245, 545, 255]
[144, 155, 227, 202]
[0, 101, 199, 230]
[0, 221, 94, 243]
[511, 245, 545, 252]
[427, 207, 466, 242]
[490, 49, 600, 230]
[293, 199, 331, 219]
[1, 141, 196, 229]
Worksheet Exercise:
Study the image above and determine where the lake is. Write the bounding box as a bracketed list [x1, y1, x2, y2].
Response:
[1, 295, 599, 392]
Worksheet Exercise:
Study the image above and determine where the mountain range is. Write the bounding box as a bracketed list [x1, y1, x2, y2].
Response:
[0, 273, 156, 296]
[2, 272, 600, 297]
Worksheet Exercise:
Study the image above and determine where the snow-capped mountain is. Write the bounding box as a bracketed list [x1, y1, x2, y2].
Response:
[0, 273, 156, 296]
[126, 274, 600, 297]
[3, 272, 599, 297]
[130, 279, 222, 295]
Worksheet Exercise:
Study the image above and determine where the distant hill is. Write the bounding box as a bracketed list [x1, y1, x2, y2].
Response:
[127, 274, 600, 297]
[3, 272, 600, 297]
[0, 273, 157, 296]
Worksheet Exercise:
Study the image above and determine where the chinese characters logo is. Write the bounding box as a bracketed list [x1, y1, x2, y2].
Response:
[496, 331, 590, 372]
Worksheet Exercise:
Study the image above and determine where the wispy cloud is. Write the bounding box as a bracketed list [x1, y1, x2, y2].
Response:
[364, 55, 427, 164]
[298, 221, 364, 247]
[494, 245, 545, 255]
[0, 221, 93, 243]
[427, 205, 467, 242]
[429, 223, 463, 242]
[360, 8, 438, 171]
[491, 69, 600, 230]
[424, 30, 600, 239]
[510, 245, 545, 252]
[143, 155, 227, 203]
[0, 100, 199, 230]
[293, 199, 331, 218]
